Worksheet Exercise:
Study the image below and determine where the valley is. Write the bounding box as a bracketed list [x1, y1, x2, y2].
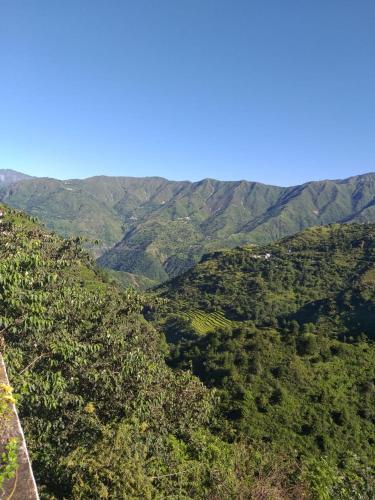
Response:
[4, 3, 374, 497]
[0, 178, 374, 498]
[2, 169, 375, 287]
[0, 207, 375, 500]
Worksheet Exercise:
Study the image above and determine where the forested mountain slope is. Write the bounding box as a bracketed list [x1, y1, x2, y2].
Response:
[0, 207, 373, 497]
[156, 223, 375, 331]
[0, 169, 32, 190]
[3, 170, 375, 285]
[151, 224, 375, 494]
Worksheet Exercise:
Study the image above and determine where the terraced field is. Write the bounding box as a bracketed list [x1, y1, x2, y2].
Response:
[184, 310, 234, 334]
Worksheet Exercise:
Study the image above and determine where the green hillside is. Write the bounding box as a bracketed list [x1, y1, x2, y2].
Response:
[0, 205, 336, 498]
[4, 171, 375, 285]
[151, 224, 375, 496]
[0, 207, 374, 497]
[156, 223, 375, 329]
[0, 207, 211, 497]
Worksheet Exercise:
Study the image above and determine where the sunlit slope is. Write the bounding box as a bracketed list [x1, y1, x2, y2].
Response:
[0, 205, 213, 497]
[152, 224, 375, 475]
[156, 223, 375, 338]
[3, 170, 375, 284]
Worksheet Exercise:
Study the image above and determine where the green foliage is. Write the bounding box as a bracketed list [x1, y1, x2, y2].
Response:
[301, 454, 375, 500]
[0, 380, 19, 492]
[0, 380, 20, 492]
[1, 206, 374, 497]
[153, 224, 375, 495]
[0, 438, 19, 492]
[64, 422, 313, 499]
[0, 207, 214, 497]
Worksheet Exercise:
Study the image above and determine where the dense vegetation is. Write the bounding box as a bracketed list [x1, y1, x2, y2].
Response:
[0, 379, 18, 491]
[0, 203, 374, 497]
[4, 169, 375, 285]
[0, 206, 340, 499]
[0, 208, 213, 498]
[152, 224, 375, 497]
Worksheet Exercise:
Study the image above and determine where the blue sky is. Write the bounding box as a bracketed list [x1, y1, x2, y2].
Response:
[1, 1, 375, 185]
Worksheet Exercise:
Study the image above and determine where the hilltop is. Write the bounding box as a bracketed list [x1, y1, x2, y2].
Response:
[156, 223, 375, 334]
[0, 169, 32, 188]
[151, 224, 375, 493]
[3, 170, 375, 285]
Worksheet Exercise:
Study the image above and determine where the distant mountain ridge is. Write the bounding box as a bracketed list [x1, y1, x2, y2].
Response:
[0, 169, 32, 187]
[2, 169, 375, 285]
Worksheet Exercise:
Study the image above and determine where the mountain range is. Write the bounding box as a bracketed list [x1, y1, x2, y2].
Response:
[3, 169, 375, 286]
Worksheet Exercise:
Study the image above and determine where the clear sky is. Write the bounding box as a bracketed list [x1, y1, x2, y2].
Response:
[1, 1, 375, 185]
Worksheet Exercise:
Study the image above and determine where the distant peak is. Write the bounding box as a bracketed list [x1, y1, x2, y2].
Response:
[0, 169, 32, 186]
